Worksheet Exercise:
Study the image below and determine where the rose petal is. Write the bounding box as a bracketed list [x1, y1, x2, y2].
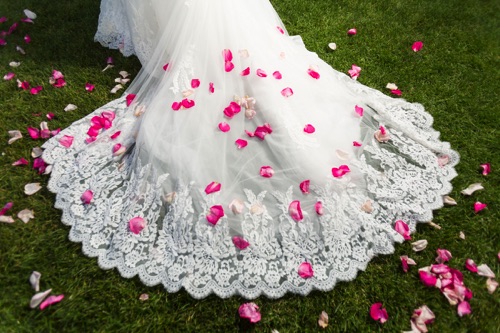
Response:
[254, 123, 273, 140]
[0, 216, 15, 223]
[412, 239, 428, 252]
[431, 263, 451, 275]
[256, 69, 267, 77]
[8, 130, 23, 144]
[331, 165, 351, 178]
[232, 236, 250, 250]
[318, 311, 329, 328]
[443, 196, 457, 205]
[486, 278, 498, 294]
[129, 217, 146, 234]
[119, 71, 130, 78]
[24, 183, 42, 195]
[412, 41, 424, 52]
[435, 249, 452, 264]
[298, 262, 314, 278]
[361, 200, 373, 213]
[30, 289, 52, 309]
[162, 63, 169, 71]
[191, 79, 200, 88]
[477, 264, 495, 278]
[29, 271, 41, 292]
[304, 124, 315, 134]
[307, 68, 320, 79]
[354, 105, 364, 117]
[281, 87, 294, 97]
[391, 89, 402, 96]
[480, 163, 491, 175]
[457, 301, 471, 317]
[206, 205, 224, 225]
[139, 293, 149, 301]
[419, 270, 438, 287]
[238, 302, 261, 323]
[205, 182, 221, 195]
[218, 122, 230, 132]
[289, 200, 304, 222]
[3, 72, 15, 80]
[260, 166, 274, 178]
[209, 82, 215, 93]
[58, 135, 74, 148]
[474, 202, 487, 213]
[315, 201, 324, 215]
[30, 86, 43, 95]
[17, 209, 34, 223]
[229, 199, 244, 215]
[12, 158, 29, 166]
[348, 64, 361, 79]
[400, 255, 417, 273]
[386, 83, 398, 90]
[353, 141, 362, 147]
[273, 71, 282, 79]
[40, 294, 64, 310]
[347, 28, 357, 35]
[24, 9, 37, 19]
[336, 149, 350, 161]
[240, 67, 250, 76]
[235, 139, 248, 149]
[299, 180, 310, 194]
[81, 190, 93, 205]
[370, 303, 388, 323]
[85, 83, 95, 92]
[374, 126, 390, 142]
[64, 104, 78, 112]
[461, 182, 485, 196]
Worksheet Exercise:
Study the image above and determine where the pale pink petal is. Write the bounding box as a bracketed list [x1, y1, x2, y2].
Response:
[281, 87, 294, 97]
[206, 205, 224, 225]
[400, 255, 416, 273]
[347, 28, 357, 35]
[260, 166, 274, 178]
[299, 180, 310, 194]
[375, 126, 391, 142]
[12, 158, 29, 166]
[3, 72, 15, 80]
[191, 79, 200, 89]
[85, 82, 95, 92]
[412, 41, 423, 52]
[354, 105, 364, 117]
[348, 64, 361, 79]
[129, 217, 146, 234]
[218, 122, 230, 132]
[229, 199, 244, 215]
[307, 68, 320, 79]
[235, 139, 248, 149]
[81, 190, 93, 204]
[430, 263, 451, 275]
[232, 236, 250, 250]
[486, 278, 498, 294]
[394, 220, 411, 240]
[238, 302, 261, 323]
[435, 249, 452, 264]
[40, 294, 64, 310]
[370, 303, 388, 323]
[304, 124, 315, 134]
[331, 165, 351, 178]
[477, 264, 495, 278]
[353, 141, 362, 147]
[315, 201, 324, 215]
[298, 262, 314, 278]
[289, 200, 304, 222]
[457, 301, 471, 317]
[412, 239, 428, 252]
[256, 69, 267, 77]
[273, 71, 282, 79]
[438, 155, 450, 167]
[139, 293, 149, 301]
[8, 130, 23, 144]
[245, 108, 256, 119]
[474, 202, 487, 213]
[205, 182, 221, 194]
[318, 311, 329, 328]
[58, 135, 73, 148]
[411, 305, 435, 332]
[29, 271, 41, 292]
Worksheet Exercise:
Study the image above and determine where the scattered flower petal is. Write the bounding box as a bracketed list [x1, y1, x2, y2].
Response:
[353, 141, 362, 147]
[361, 200, 373, 213]
[386, 83, 398, 90]
[205, 182, 221, 195]
[191, 79, 200, 88]
[85, 83, 95, 92]
[16, 45, 26, 55]
[24, 9, 37, 20]
[209, 82, 215, 93]
[298, 262, 314, 278]
[129, 217, 146, 234]
[232, 236, 250, 250]
[273, 71, 282, 79]
[315, 201, 324, 215]
[307, 68, 320, 79]
[139, 293, 149, 301]
[354, 105, 364, 117]
[436, 249, 452, 264]
[0, 216, 15, 223]
[328, 43, 337, 50]
[299, 180, 310, 194]
[400, 255, 417, 273]
[235, 139, 248, 149]
[30, 86, 43, 95]
[229, 199, 244, 214]
[419, 270, 438, 287]
[410, 305, 435, 333]
[477, 264, 495, 278]
[348, 64, 361, 79]
[81, 190, 93, 205]
[331, 165, 350, 178]
[457, 301, 471, 317]
[443, 196, 457, 205]
[239, 303, 261, 323]
[8, 130, 23, 144]
[461, 183, 484, 196]
[370, 303, 388, 323]
[9, 62, 21, 67]
[281, 87, 294, 97]
[474, 202, 487, 213]
[374, 126, 390, 142]
[480, 163, 491, 175]
[412, 41, 424, 52]
[218, 122, 230, 132]
[17, 209, 34, 223]
[206, 205, 224, 225]
[318, 311, 329, 329]
[394, 220, 411, 240]
[459, 231, 465, 240]
[29, 271, 41, 292]
[391, 89, 402, 96]
[260, 166, 274, 178]
[12, 158, 29, 166]
[412, 239, 428, 252]
[24, 183, 42, 195]
[64, 104, 78, 112]
[304, 124, 315, 134]
[30, 289, 52, 309]
[347, 28, 357, 35]
[58, 135, 74, 148]
[486, 278, 498, 294]
[0, 202, 13, 216]
[289, 200, 304, 221]
[3, 72, 15, 80]
[40, 294, 64, 310]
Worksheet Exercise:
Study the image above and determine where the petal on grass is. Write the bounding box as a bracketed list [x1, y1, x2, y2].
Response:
[12, 158, 29, 166]
[465, 259, 478, 273]
[40, 295, 64, 310]
[29, 271, 41, 292]
[443, 196, 457, 205]
[24, 183, 42, 195]
[17, 209, 34, 223]
[0, 216, 15, 223]
[461, 183, 484, 196]
[8, 130, 23, 144]
[370, 303, 388, 323]
[412, 239, 428, 252]
[30, 289, 51, 309]
[480, 163, 491, 175]
[474, 202, 487, 213]
[64, 104, 78, 112]
[238, 303, 261, 323]
[318, 311, 329, 328]
[486, 278, 498, 294]
[457, 301, 471, 317]
[412, 41, 424, 52]
[477, 264, 495, 278]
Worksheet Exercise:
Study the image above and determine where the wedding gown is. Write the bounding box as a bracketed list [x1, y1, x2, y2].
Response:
[42, 0, 459, 299]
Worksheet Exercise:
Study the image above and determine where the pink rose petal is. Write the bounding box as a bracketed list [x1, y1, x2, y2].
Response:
[465, 258, 478, 273]
[85, 83, 95, 92]
[299, 180, 310, 194]
[412, 41, 424, 52]
[260, 166, 274, 178]
[307, 68, 320, 79]
[348, 64, 361, 79]
[30, 86, 43, 95]
[27, 127, 40, 139]
[304, 124, 315, 134]
[431, 263, 451, 275]
[3, 72, 15, 80]
[181, 99, 195, 109]
[254, 123, 273, 140]
[347, 28, 357, 35]
[240, 67, 250, 76]
[206, 205, 224, 225]
[129, 217, 146, 234]
[209, 82, 215, 93]
[24, 35, 31, 43]
[126, 94, 136, 107]
[419, 270, 438, 287]
[162, 63, 169, 71]
[281, 87, 294, 97]
[12, 158, 29, 166]
[204, 182, 221, 195]
[435, 249, 452, 264]
[474, 202, 487, 213]
[238, 302, 261, 323]
[171, 101, 181, 111]
[370, 303, 388, 323]
[235, 139, 248, 149]
[354, 105, 364, 117]
[0, 202, 13, 216]
[58, 135, 74, 148]
[480, 163, 491, 175]
[81, 190, 93, 204]
[457, 301, 471, 317]
[391, 89, 402, 96]
[400, 255, 416, 273]
[110, 131, 121, 140]
[232, 236, 250, 250]
[331, 165, 351, 178]
[273, 71, 282, 79]
[191, 79, 200, 89]
[256, 69, 267, 77]
[289, 200, 304, 222]
[477, 264, 495, 278]
[315, 201, 324, 215]
[394, 220, 411, 240]
[298, 262, 314, 278]
[353, 141, 362, 147]
[218, 122, 230, 132]
[375, 126, 391, 142]
[40, 294, 64, 310]
[277, 26, 285, 34]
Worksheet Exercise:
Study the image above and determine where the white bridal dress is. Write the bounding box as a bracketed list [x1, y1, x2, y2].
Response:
[42, 0, 459, 299]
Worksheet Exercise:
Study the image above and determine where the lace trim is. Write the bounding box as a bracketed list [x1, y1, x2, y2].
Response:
[42, 90, 458, 299]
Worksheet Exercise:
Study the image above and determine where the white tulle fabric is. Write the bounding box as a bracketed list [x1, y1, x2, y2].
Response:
[44, 0, 458, 299]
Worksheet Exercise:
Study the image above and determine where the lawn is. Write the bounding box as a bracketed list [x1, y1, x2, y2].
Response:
[0, 0, 498, 332]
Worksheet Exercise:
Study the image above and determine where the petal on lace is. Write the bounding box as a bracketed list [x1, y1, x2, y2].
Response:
[181, 99, 195, 109]
[370, 303, 388, 323]
[81, 190, 93, 205]
[58, 135, 74, 148]
[126, 94, 136, 106]
[232, 236, 250, 250]
[473, 202, 487, 213]
[129, 217, 146, 234]
[235, 139, 248, 149]
[239, 302, 261, 323]
[331, 165, 350, 178]
[353, 141, 362, 147]
[191, 79, 200, 88]
[260, 166, 274, 178]
[229, 199, 244, 214]
[298, 262, 314, 278]
[394, 220, 411, 240]
[225, 61, 234, 72]
[303, 124, 315, 134]
[206, 205, 224, 225]
[299, 180, 310, 194]
[205, 182, 221, 195]
[289, 200, 304, 221]
[172, 101, 181, 111]
[40, 294, 64, 310]
[315, 201, 324, 215]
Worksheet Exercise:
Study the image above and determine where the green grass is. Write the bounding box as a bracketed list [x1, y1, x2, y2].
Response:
[0, 0, 499, 332]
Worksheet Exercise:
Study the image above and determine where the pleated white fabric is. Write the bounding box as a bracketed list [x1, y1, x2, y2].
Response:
[43, 0, 459, 299]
